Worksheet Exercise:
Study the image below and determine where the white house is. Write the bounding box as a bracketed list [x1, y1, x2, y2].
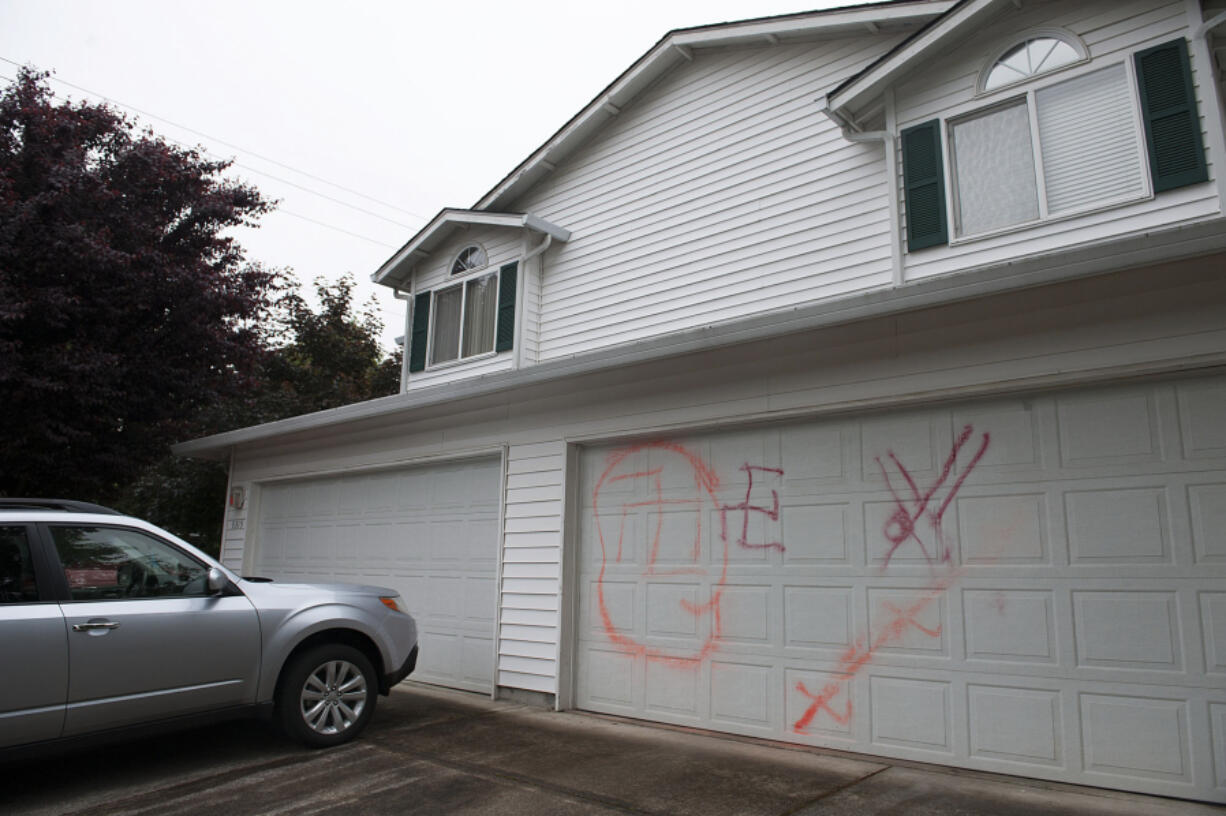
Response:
[176, 0, 1226, 802]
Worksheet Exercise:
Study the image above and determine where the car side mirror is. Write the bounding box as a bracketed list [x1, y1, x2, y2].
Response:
[206, 567, 227, 595]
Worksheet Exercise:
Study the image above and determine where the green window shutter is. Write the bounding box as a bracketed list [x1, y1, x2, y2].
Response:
[901, 119, 949, 251]
[408, 291, 430, 373]
[495, 261, 518, 353]
[1135, 38, 1208, 193]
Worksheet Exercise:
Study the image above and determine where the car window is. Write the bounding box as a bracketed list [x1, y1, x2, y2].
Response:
[0, 526, 39, 603]
[50, 526, 209, 601]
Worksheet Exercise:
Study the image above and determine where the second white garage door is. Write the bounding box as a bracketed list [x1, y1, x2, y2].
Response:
[253, 457, 501, 693]
[574, 374, 1226, 802]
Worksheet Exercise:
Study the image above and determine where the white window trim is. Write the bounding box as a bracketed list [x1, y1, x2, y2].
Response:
[975, 28, 1090, 97]
[450, 243, 489, 277]
[426, 265, 501, 369]
[940, 52, 1154, 245]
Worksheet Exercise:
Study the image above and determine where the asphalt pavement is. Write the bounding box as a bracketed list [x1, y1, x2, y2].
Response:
[3, 683, 1222, 815]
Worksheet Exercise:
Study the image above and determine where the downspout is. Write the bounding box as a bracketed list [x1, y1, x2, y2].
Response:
[1190, 1, 1226, 208]
[391, 286, 412, 392]
[820, 97, 904, 287]
[514, 232, 552, 370]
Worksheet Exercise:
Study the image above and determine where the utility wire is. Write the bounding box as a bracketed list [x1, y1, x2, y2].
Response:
[276, 210, 398, 248]
[0, 70, 402, 249]
[0, 57, 430, 225]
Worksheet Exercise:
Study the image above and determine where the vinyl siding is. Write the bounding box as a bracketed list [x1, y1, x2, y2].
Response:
[498, 441, 565, 693]
[895, 0, 1221, 281]
[220, 502, 246, 573]
[515, 35, 905, 362]
[227, 256, 1226, 704]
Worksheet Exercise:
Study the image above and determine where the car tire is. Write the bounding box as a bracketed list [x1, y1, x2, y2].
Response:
[277, 644, 378, 748]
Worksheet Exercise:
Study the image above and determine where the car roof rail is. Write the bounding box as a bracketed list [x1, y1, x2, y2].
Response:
[0, 498, 123, 515]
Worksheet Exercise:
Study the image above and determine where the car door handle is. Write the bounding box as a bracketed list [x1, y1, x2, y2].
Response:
[72, 621, 120, 632]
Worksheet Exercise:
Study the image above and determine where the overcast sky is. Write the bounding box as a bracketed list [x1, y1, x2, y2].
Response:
[1, 0, 851, 348]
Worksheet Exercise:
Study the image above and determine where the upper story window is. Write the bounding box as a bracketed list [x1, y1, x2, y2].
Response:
[901, 37, 1209, 251]
[407, 259, 520, 375]
[951, 61, 1144, 237]
[981, 35, 1085, 92]
[451, 245, 488, 275]
[430, 271, 498, 364]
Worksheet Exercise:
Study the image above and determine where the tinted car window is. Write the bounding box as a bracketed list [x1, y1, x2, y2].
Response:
[0, 526, 38, 603]
[51, 526, 209, 601]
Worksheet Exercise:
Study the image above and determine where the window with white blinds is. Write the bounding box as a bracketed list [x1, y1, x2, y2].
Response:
[1036, 65, 1145, 214]
[950, 62, 1147, 238]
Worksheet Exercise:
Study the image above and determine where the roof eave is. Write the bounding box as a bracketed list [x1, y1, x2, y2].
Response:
[825, 0, 1006, 122]
[178, 217, 1226, 461]
[371, 209, 570, 289]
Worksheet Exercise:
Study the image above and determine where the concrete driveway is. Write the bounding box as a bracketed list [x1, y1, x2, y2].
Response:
[3, 684, 1222, 815]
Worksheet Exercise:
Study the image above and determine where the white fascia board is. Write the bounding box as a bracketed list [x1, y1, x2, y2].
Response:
[670, 1, 956, 47]
[372, 209, 570, 287]
[474, 2, 951, 211]
[176, 216, 1226, 460]
[826, 0, 1004, 121]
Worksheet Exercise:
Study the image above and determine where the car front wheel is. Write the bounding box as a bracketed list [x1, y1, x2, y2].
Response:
[277, 644, 377, 747]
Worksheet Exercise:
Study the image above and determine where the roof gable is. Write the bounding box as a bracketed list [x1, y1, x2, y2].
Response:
[372, 209, 570, 289]
[472, 1, 954, 212]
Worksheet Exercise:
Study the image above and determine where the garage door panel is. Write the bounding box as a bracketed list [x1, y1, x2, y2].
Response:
[1080, 693, 1191, 783]
[968, 683, 1063, 767]
[1057, 389, 1162, 467]
[1178, 379, 1226, 458]
[957, 493, 1049, 564]
[254, 458, 500, 694]
[963, 589, 1057, 664]
[645, 659, 703, 720]
[1190, 483, 1226, 563]
[575, 375, 1226, 800]
[1204, 593, 1226, 675]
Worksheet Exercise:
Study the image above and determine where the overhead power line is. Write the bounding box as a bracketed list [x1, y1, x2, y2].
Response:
[0, 69, 404, 249]
[277, 210, 398, 248]
[0, 57, 431, 226]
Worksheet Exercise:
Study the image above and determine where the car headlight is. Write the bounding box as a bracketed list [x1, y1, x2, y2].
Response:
[379, 595, 404, 613]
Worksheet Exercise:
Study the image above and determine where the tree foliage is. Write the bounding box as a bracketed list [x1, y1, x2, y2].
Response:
[0, 68, 281, 499]
[259, 274, 401, 422]
[0, 70, 402, 555]
[116, 275, 402, 554]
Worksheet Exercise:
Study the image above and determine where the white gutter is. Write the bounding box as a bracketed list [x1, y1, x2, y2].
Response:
[173, 218, 1226, 459]
[1195, 9, 1226, 36]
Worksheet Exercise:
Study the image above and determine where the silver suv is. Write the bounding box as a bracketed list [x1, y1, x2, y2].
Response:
[0, 500, 418, 753]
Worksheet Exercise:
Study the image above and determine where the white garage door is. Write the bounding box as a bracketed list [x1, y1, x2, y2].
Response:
[575, 375, 1226, 802]
[254, 458, 501, 693]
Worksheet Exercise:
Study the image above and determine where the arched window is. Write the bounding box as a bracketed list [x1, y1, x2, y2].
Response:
[981, 33, 1086, 93]
[450, 244, 488, 275]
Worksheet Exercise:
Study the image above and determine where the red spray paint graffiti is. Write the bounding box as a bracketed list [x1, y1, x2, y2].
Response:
[792, 424, 989, 734]
[723, 464, 786, 553]
[792, 573, 958, 734]
[592, 445, 786, 666]
[876, 425, 990, 568]
[592, 442, 727, 666]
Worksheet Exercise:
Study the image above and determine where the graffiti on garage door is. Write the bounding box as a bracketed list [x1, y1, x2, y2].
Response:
[591, 426, 991, 729]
